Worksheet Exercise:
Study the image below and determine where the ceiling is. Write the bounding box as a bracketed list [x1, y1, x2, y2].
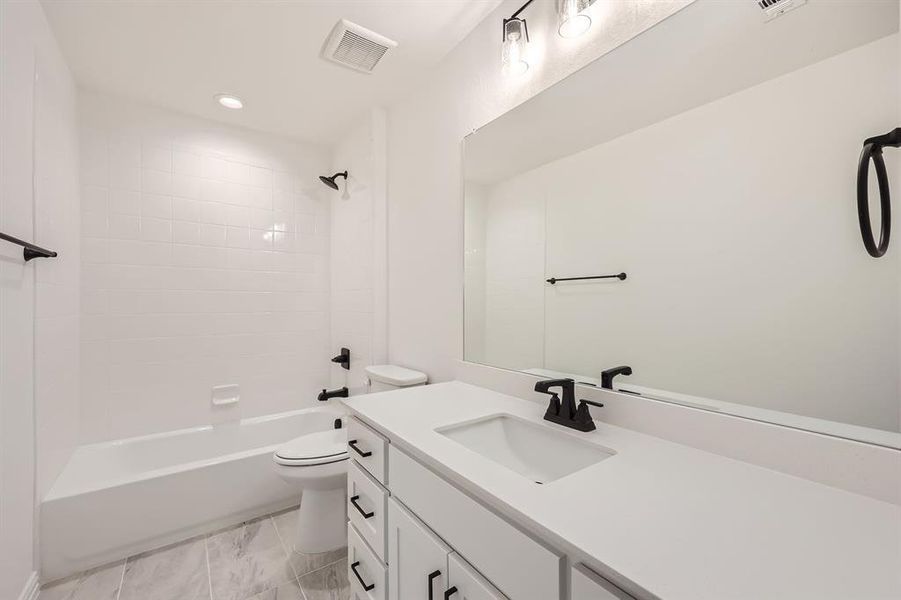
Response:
[41, 0, 502, 144]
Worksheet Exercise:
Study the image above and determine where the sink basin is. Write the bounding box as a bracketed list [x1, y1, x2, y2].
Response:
[436, 414, 615, 484]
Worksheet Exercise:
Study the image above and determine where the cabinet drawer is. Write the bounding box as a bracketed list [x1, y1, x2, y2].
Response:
[348, 417, 389, 484]
[349, 523, 387, 600]
[348, 460, 388, 561]
[571, 564, 637, 600]
[389, 446, 562, 600]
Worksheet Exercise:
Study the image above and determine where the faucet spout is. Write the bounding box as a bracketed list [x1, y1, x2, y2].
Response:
[318, 386, 349, 402]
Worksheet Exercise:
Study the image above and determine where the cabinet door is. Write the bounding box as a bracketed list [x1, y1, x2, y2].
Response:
[388, 497, 452, 600]
[445, 553, 507, 600]
[571, 564, 637, 600]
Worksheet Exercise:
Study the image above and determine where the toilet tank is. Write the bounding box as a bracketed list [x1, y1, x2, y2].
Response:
[365, 365, 428, 393]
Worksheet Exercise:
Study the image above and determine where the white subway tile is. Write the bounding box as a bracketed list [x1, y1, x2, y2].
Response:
[109, 189, 140, 215]
[109, 166, 141, 191]
[142, 169, 172, 195]
[173, 150, 203, 176]
[140, 217, 172, 242]
[140, 193, 172, 219]
[173, 174, 202, 199]
[199, 223, 227, 247]
[82, 185, 109, 212]
[226, 226, 250, 249]
[81, 211, 108, 237]
[108, 214, 141, 240]
[173, 197, 203, 222]
[173, 221, 202, 245]
[142, 143, 172, 172]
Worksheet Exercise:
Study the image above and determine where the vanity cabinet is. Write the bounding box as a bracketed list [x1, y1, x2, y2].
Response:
[347, 415, 628, 600]
[387, 497, 452, 600]
[571, 564, 636, 600]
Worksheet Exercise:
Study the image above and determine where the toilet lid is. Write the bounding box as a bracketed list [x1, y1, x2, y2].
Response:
[274, 429, 348, 466]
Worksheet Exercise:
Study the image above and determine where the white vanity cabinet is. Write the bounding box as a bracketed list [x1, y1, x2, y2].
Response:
[571, 564, 637, 600]
[387, 497, 452, 600]
[446, 553, 508, 600]
[347, 415, 627, 600]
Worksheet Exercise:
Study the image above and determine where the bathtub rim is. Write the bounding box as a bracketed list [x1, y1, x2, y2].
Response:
[44, 404, 348, 502]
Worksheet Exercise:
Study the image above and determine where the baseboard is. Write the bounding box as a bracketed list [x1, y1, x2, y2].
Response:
[17, 571, 39, 600]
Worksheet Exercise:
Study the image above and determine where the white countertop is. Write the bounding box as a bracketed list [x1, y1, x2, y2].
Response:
[344, 381, 901, 600]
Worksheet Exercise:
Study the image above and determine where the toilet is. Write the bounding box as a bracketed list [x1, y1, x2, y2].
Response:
[273, 364, 427, 554]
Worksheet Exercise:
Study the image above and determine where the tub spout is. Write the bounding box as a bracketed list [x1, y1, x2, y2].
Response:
[318, 387, 349, 402]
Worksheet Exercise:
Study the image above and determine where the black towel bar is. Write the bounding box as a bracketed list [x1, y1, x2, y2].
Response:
[0, 231, 57, 262]
[546, 272, 626, 285]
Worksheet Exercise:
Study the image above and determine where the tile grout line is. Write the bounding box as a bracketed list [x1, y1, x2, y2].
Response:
[269, 513, 309, 600]
[114, 557, 127, 600]
[204, 535, 214, 600]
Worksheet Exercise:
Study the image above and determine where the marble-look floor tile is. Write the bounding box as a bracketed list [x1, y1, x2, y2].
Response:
[241, 578, 305, 600]
[299, 560, 349, 600]
[118, 536, 211, 600]
[208, 517, 296, 600]
[273, 506, 347, 577]
[40, 560, 125, 600]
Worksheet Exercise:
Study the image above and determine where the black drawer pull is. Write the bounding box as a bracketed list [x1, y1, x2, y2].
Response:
[348, 439, 372, 458]
[444, 586, 458, 599]
[351, 561, 375, 591]
[428, 570, 441, 600]
[350, 495, 374, 519]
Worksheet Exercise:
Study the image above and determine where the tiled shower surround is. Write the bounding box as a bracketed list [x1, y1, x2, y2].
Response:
[78, 94, 333, 442]
[40, 506, 348, 600]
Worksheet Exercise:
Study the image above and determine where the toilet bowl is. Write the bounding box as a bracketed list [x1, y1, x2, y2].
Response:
[273, 427, 348, 554]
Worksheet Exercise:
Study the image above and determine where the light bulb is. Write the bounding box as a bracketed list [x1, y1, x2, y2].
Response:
[502, 18, 529, 76]
[215, 94, 243, 110]
[558, 0, 592, 38]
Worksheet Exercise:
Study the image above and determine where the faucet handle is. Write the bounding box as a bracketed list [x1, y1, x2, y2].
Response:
[570, 400, 599, 432]
[542, 393, 561, 420]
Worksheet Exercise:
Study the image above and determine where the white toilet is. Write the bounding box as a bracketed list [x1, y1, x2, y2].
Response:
[273, 364, 427, 555]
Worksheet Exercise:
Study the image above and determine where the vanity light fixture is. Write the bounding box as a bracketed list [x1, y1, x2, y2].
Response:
[215, 94, 243, 110]
[557, 0, 595, 38]
[502, 0, 534, 76]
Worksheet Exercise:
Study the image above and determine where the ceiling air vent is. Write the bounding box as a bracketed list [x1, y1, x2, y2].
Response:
[758, 0, 807, 22]
[321, 19, 397, 74]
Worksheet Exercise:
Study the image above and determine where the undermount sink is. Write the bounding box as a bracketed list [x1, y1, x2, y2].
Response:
[436, 414, 615, 484]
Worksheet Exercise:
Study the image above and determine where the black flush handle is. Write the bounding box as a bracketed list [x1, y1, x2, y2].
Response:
[428, 570, 442, 600]
[350, 561, 375, 591]
[350, 495, 374, 519]
[444, 587, 458, 599]
[348, 439, 372, 458]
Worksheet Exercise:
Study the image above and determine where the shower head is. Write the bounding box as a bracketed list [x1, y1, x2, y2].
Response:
[319, 171, 348, 191]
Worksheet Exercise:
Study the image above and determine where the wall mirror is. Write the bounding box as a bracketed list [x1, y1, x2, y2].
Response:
[463, 0, 900, 448]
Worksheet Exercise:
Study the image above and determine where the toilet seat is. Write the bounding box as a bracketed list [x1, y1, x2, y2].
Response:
[274, 429, 348, 467]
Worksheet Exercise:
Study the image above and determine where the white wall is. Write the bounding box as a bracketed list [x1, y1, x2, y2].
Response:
[329, 109, 388, 394]
[475, 35, 899, 432]
[387, 0, 691, 382]
[1, 0, 79, 596]
[78, 94, 332, 442]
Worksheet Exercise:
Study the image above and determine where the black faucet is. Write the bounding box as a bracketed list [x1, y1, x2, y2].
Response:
[318, 387, 349, 402]
[534, 378, 603, 432]
[601, 366, 632, 390]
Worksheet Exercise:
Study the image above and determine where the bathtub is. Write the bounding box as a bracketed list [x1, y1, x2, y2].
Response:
[40, 405, 345, 582]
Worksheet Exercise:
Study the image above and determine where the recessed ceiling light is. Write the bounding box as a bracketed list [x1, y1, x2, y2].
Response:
[215, 94, 243, 110]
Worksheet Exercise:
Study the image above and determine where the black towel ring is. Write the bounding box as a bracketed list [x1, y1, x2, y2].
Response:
[857, 127, 900, 258]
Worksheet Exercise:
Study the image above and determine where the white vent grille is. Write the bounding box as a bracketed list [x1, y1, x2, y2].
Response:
[322, 19, 397, 74]
[758, 0, 807, 22]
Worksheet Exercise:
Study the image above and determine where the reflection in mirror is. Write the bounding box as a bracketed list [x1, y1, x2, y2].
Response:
[463, 0, 900, 447]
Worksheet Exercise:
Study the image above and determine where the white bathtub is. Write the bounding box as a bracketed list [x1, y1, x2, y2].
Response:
[41, 405, 345, 582]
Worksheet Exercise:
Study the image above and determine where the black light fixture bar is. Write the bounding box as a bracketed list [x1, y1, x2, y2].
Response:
[0, 230, 58, 262]
[546, 273, 627, 285]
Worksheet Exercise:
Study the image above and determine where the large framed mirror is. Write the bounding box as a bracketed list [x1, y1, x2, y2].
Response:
[463, 0, 900, 448]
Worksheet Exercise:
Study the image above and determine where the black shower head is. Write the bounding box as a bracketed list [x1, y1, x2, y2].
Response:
[319, 171, 348, 191]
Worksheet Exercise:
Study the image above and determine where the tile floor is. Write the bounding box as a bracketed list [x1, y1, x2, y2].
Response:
[40, 506, 349, 600]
